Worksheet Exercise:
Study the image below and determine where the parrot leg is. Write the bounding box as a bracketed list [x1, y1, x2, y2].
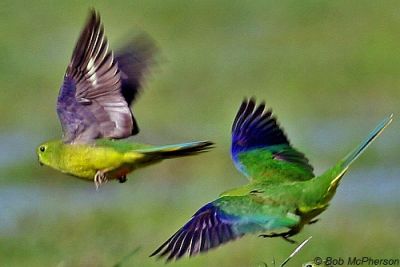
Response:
[308, 218, 320, 225]
[118, 175, 127, 183]
[94, 170, 109, 190]
[259, 230, 298, 244]
[282, 236, 296, 244]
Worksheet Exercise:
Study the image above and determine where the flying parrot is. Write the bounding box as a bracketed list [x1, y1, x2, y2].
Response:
[36, 11, 213, 189]
[151, 98, 392, 261]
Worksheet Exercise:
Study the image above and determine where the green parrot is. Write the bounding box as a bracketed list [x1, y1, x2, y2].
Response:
[36, 11, 213, 189]
[151, 98, 392, 261]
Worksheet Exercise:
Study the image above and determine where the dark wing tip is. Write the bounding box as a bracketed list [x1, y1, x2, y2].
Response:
[87, 8, 97, 22]
[67, 9, 104, 75]
[114, 33, 158, 136]
[232, 98, 290, 153]
[150, 203, 240, 262]
[116, 33, 158, 106]
[84, 9, 99, 29]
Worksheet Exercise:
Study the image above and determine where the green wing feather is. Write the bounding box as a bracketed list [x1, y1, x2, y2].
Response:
[231, 98, 314, 182]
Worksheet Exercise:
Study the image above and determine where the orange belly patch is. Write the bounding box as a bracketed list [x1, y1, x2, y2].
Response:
[112, 166, 131, 179]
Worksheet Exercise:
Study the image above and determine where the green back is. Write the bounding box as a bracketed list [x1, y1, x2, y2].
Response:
[94, 139, 152, 153]
[237, 147, 314, 182]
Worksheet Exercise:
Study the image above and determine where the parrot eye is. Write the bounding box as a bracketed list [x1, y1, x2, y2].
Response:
[39, 146, 46, 152]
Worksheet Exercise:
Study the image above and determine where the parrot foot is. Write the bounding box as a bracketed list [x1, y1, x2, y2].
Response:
[94, 170, 109, 190]
[309, 218, 320, 225]
[259, 232, 297, 244]
[118, 175, 127, 183]
[282, 236, 297, 244]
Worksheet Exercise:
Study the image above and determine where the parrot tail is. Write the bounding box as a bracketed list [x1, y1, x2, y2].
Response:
[316, 114, 393, 198]
[134, 141, 214, 159]
[340, 114, 392, 171]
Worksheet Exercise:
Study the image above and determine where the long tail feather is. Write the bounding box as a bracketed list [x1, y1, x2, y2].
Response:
[340, 114, 393, 171]
[315, 114, 393, 200]
[136, 141, 214, 158]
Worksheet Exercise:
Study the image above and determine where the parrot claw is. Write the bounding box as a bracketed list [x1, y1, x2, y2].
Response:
[308, 218, 320, 225]
[282, 236, 297, 244]
[118, 175, 127, 183]
[94, 170, 109, 190]
[259, 232, 297, 244]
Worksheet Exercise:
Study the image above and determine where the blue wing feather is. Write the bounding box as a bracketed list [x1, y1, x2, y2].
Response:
[151, 197, 300, 261]
[150, 202, 242, 261]
[231, 98, 314, 176]
[232, 98, 289, 156]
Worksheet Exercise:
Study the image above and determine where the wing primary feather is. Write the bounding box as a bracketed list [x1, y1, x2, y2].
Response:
[232, 98, 248, 132]
[189, 230, 201, 256]
[151, 202, 243, 261]
[231, 98, 314, 177]
[177, 230, 194, 259]
[166, 230, 187, 261]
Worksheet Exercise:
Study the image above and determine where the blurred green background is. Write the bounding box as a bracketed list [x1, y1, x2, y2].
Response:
[0, 1, 399, 266]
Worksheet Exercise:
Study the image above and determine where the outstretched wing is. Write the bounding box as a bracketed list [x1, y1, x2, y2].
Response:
[151, 196, 299, 261]
[57, 11, 154, 143]
[231, 98, 314, 181]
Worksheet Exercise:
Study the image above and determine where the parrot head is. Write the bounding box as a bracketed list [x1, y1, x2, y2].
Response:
[36, 140, 63, 168]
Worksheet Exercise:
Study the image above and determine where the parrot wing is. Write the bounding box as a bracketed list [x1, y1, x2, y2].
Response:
[231, 98, 314, 181]
[151, 195, 300, 261]
[57, 11, 155, 143]
[115, 33, 156, 107]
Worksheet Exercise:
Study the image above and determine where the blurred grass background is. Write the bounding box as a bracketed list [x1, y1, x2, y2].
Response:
[0, 0, 399, 266]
